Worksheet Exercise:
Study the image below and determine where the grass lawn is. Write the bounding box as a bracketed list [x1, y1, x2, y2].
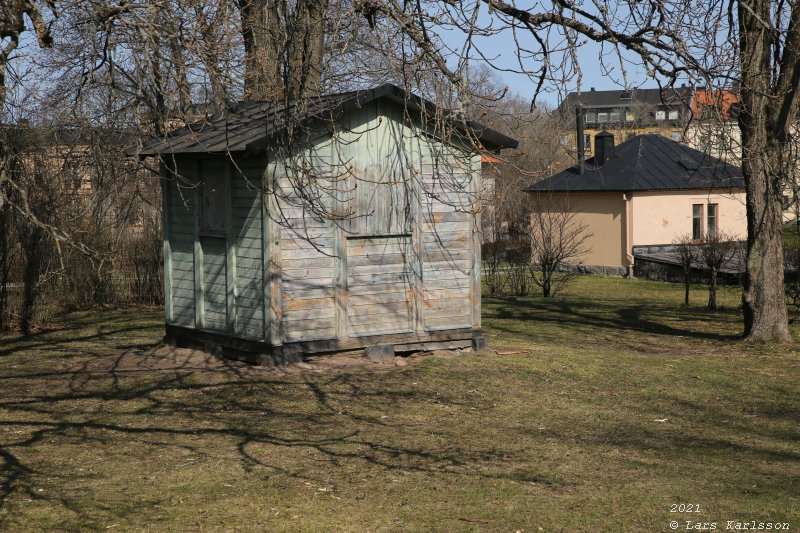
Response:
[0, 276, 798, 532]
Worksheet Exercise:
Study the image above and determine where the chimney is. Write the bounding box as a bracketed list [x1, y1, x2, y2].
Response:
[576, 104, 585, 174]
[590, 87, 595, 92]
[594, 131, 615, 166]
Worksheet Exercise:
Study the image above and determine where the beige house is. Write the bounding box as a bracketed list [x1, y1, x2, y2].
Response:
[527, 133, 747, 275]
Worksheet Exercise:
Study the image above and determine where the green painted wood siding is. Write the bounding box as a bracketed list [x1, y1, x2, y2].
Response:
[232, 158, 265, 340]
[166, 175, 197, 327]
[163, 97, 481, 346]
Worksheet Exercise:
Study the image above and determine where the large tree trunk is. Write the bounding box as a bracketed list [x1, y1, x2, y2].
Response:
[239, 0, 284, 100]
[738, 0, 793, 342]
[740, 146, 792, 341]
[239, 0, 327, 101]
[286, 0, 327, 99]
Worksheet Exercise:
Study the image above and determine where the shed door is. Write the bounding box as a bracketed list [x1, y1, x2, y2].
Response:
[199, 157, 230, 332]
[346, 236, 413, 337]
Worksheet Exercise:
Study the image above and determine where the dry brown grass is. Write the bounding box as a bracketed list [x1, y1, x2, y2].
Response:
[0, 277, 798, 531]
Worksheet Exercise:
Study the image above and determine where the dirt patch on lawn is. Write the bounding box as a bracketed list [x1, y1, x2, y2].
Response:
[86, 344, 472, 377]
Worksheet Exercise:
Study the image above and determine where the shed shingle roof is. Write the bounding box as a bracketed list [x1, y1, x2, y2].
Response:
[134, 83, 518, 156]
[526, 134, 744, 193]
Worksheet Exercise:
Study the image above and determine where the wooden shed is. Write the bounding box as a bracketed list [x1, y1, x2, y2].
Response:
[137, 84, 517, 363]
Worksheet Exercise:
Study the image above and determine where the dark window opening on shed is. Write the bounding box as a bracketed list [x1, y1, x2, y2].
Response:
[201, 173, 227, 235]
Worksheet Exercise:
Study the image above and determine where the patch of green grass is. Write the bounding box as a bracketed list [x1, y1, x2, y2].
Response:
[0, 279, 798, 532]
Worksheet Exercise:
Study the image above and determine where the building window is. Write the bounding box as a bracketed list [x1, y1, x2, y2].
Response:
[609, 112, 620, 123]
[668, 109, 679, 120]
[670, 131, 682, 142]
[597, 112, 608, 123]
[656, 110, 666, 121]
[625, 112, 636, 122]
[201, 173, 227, 235]
[707, 204, 718, 239]
[586, 112, 596, 123]
[692, 204, 703, 240]
[584, 134, 591, 151]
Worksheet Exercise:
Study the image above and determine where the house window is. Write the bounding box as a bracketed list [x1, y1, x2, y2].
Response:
[668, 109, 679, 120]
[670, 131, 682, 142]
[692, 204, 703, 240]
[586, 112, 596, 123]
[201, 173, 227, 235]
[656, 110, 666, 121]
[584, 134, 591, 151]
[707, 204, 718, 239]
[597, 112, 608, 123]
[625, 112, 636, 122]
[609, 112, 620, 123]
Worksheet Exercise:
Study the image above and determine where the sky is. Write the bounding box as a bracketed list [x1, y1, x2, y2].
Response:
[434, 3, 681, 110]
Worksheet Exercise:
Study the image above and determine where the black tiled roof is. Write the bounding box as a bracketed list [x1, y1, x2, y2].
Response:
[558, 87, 693, 111]
[526, 134, 744, 192]
[134, 83, 518, 156]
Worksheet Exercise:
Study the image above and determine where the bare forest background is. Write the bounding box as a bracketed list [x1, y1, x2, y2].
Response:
[2, 1, 799, 342]
[0, 1, 569, 334]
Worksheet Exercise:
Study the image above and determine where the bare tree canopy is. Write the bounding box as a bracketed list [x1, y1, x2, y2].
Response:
[365, 0, 797, 342]
[1, 0, 798, 342]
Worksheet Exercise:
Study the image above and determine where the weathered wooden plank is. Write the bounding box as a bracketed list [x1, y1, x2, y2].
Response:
[284, 306, 336, 321]
[236, 246, 263, 260]
[423, 211, 471, 224]
[346, 252, 410, 267]
[192, 164, 204, 330]
[419, 248, 472, 263]
[347, 301, 411, 317]
[345, 291, 411, 305]
[469, 152, 481, 330]
[235, 236, 262, 249]
[422, 240, 472, 253]
[422, 229, 471, 242]
[283, 327, 337, 342]
[348, 262, 408, 276]
[425, 314, 472, 328]
[422, 288, 470, 301]
[283, 287, 336, 300]
[421, 221, 471, 234]
[235, 260, 263, 276]
[422, 278, 471, 290]
[347, 271, 410, 286]
[282, 267, 336, 282]
[349, 324, 413, 337]
[280, 237, 335, 251]
[266, 166, 283, 346]
[283, 296, 335, 312]
[158, 168, 173, 323]
[421, 258, 472, 271]
[282, 257, 336, 270]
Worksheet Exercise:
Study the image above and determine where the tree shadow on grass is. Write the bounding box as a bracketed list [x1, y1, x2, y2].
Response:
[485, 296, 741, 343]
[0, 315, 550, 529]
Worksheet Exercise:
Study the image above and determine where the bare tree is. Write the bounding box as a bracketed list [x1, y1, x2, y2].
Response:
[528, 192, 591, 298]
[701, 231, 739, 311]
[365, 0, 799, 342]
[674, 234, 700, 307]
